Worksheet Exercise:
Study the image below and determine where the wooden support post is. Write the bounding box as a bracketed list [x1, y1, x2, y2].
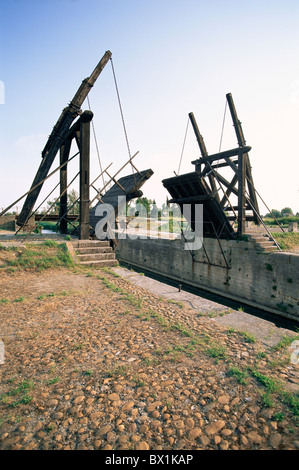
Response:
[189, 112, 208, 172]
[79, 111, 93, 240]
[237, 150, 246, 235]
[189, 112, 219, 202]
[226, 93, 260, 224]
[59, 139, 71, 234]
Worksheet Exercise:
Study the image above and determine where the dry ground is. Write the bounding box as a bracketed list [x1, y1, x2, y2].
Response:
[0, 263, 298, 451]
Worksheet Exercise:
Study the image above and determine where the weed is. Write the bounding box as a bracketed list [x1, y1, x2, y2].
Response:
[0, 380, 34, 407]
[170, 322, 193, 337]
[42, 240, 58, 248]
[206, 344, 227, 360]
[106, 365, 128, 378]
[261, 392, 274, 408]
[250, 369, 281, 393]
[273, 334, 299, 351]
[272, 412, 285, 421]
[227, 367, 248, 385]
[47, 377, 60, 385]
[237, 331, 256, 344]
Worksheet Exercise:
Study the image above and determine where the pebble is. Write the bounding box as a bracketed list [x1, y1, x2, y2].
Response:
[0, 268, 298, 451]
[205, 420, 226, 435]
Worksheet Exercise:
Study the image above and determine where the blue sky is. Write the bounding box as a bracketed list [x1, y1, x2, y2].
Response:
[0, 0, 299, 214]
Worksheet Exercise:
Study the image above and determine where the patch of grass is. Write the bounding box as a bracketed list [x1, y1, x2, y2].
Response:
[273, 333, 299, 351]
[272, 412, 285, 421]
[170, 322, 193, 337]
[0, 242, 73, 272]
[237, 331, 256, 344]
[14, 296, 25, 303]
[206, 344, 227, 360]
[271, 232, 299, 252]
[42, 240, 59, 248]
[0, 380, 34, 407]
[261, 392, 274, 408]
[106, 365, 128, 378]
[281, 391, 299, 416]
[250, 369, 281, 392]
[227, 366, 249, 385]
[101, 267, 121, 278]
[47, 377, 60, 385]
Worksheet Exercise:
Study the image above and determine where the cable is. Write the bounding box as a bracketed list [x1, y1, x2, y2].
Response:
[178, 117, 189, 175]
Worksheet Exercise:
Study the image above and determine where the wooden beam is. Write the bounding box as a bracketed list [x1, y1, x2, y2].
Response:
[237, 150, 246, 235]
[79, 111, 93, 240]
[226, 93, 260, 223]
[169, 194, 216, 204]
[192, 145, 251, 167]
[189, 112, 220, 202]
[59, 138, 71, 234]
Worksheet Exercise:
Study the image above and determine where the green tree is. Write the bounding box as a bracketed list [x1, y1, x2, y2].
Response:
[265, 209, 281, 218]
[281, 207, 293, 216]
[46, 189, 79, 215]
[136, 197, 151, 214]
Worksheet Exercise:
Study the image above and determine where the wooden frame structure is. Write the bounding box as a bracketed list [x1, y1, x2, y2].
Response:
[0, 50, 153, 241]
[163, 93, 262, 238]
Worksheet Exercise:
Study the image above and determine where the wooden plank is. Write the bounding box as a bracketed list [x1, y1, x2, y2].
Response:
[90, 169, 153, 237]
[192, 145, 251, 166]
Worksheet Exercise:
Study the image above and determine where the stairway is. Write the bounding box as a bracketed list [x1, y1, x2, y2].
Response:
[73, 240, 118, 267]
[245, 228, 280, 252]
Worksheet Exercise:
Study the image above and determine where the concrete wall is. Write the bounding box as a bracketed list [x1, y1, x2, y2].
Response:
[116, 236, 299, 322]
[0, 215, 16, 231]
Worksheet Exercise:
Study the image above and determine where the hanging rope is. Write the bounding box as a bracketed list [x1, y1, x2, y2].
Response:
[177, 116, 189, 175]
[87, 95, 106, 191]
[110, 58, 136, 183]
[218, 99, 227, 154]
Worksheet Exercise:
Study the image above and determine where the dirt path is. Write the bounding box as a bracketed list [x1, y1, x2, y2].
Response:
[0, 266, 298, 451]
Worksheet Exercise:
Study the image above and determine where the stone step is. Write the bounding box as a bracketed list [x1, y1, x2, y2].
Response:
[74, 240, 110, 248]
[76, 253, 116, 262]
[80, 259, 118, 267]
[256, 245, 278, 252]
[75, 247, 113, 254]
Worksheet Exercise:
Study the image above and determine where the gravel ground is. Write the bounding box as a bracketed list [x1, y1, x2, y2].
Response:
[0, 265, 298, 451]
